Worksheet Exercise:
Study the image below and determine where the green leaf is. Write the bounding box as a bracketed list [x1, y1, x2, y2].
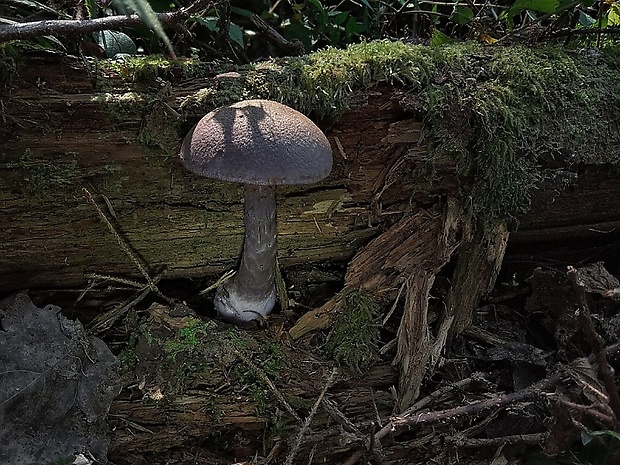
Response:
[85, 0, 97, 19]
[228, 23, 244, 48]
[590, 430, 620, 441]
[504, 0, 559, 18]
[578, 10, 596, 26]
[231, 6, 253, 17]
[93, 30, 137, 57]
[345, 16, 367, 35]
[331, 10, 349, 25]
[193, 16, 219, 32]
[113, 0, 175, 58]
[609, 3, 620, 25]
[431, 29, 454, 46]
[283, 19, 315, 49]
[450, 5, 474, 24]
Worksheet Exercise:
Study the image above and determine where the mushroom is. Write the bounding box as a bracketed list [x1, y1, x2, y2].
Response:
[180, 99, 333, 323]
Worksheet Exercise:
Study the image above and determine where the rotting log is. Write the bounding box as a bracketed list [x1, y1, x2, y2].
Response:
[2, 50, 620, 296]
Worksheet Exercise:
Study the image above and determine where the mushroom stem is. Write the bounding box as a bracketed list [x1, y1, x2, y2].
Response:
[214, 184, 277, 323]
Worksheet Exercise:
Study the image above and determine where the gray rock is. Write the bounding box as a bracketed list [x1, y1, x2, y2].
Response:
[0, 294, 121, 465]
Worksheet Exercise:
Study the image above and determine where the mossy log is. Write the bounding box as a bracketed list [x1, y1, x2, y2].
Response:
[2, 44, 620, 297]
[0, 52, 420, 293]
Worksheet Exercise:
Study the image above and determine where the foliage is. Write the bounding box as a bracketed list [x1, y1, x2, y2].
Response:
[1, 0, 618, 62]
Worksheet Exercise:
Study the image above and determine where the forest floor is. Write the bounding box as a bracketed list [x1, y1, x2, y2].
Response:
[16, 239, 620, 465]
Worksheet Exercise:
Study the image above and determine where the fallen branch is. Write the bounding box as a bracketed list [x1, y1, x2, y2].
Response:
[377, 341, 620, 440]
[379, 372, 561, 440]
[449, 432, 548, 448]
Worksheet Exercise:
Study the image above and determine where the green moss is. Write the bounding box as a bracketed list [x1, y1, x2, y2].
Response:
[164, 318, 212, 362]
[325, 289, 381, 372]
[177, 40, 620, 227]
[1, 149, 81, 197]
[100, 55, 214, 88]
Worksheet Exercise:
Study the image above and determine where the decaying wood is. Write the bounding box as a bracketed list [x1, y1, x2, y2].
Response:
[392, 200, 463, 411]
[444, 220, 509, 340]
[3, 51, 620, 299]
[290, 203, 464, 339]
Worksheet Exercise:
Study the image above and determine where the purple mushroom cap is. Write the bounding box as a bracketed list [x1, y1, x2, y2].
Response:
[181, 99, 332, 186]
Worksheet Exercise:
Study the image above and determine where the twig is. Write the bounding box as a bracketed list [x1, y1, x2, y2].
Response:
[557, 398, 617, 426]
[88, 270, 166, 334]
[380, 373, 560, 439]
[400, 374, 484, 416]
[249, 14, 305, 56]
[83, 187, 172, 304]
[567, 266, 620, 424]
[85, 273, 147, 289]
[449, 432, 548, 448]
[322, 397, 365, 437]
[550, 26, 620, 38]
[285, 368, 338, 465]
[199, 269, 235, 295]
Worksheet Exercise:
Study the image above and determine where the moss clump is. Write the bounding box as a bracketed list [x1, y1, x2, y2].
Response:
[325, 289, 381, 372]
[179, 40, 620, 227]
[164, 318, 212, 362]
[100, 54, 215, 88]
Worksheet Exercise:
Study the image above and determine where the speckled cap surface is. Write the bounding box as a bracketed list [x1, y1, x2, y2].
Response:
[181, 99, 333, 185]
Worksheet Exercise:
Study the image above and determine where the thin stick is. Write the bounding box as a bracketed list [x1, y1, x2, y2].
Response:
[285, 368, 338, 465]
[88, 276, 165, 334]
[567, 266, 620, 424]
[84, 188, 153, 287]
[85, 273, 147, 289]
[0, 0, 220, 42]
[450, 432, 548, 448]
[401, 375, 481, 415]
[83, 188, 173, 304]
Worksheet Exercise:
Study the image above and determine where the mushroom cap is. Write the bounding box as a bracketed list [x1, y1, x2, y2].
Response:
[180, 99, 333, 186]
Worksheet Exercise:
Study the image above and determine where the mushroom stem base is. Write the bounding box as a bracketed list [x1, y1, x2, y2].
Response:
[215, 184, 278, 323]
